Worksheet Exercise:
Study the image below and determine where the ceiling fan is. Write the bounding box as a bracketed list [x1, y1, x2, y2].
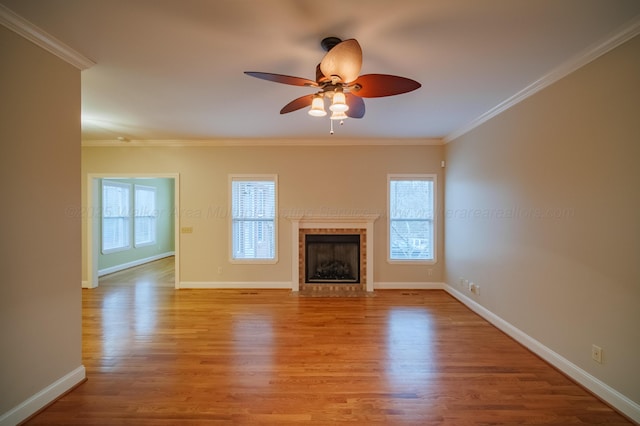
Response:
[245, 37, 421, 133]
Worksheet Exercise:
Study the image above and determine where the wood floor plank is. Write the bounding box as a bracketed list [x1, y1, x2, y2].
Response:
[24, 258, 632, 425]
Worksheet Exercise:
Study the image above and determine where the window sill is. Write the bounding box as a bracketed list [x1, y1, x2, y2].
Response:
[229, 258, 279, 265]
[387, 259, 437, 265]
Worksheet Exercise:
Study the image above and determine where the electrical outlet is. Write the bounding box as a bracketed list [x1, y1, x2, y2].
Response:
[217, 267, 223, 274]
[468, 281, 474, 292]
[428, 268, 433, 277]
[474, 284, 480, 295]
[592, 344, 603, 363]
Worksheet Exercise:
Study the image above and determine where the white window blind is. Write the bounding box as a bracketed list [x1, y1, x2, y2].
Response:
[231, 178, 276, 260]
[389, 176, 434, 261]
[134, 185, 157, 247]
[102, 181, 131, 253]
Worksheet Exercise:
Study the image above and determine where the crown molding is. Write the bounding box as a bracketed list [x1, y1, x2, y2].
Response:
[444, 14, 640, 144]
[0, 3, 95, 70]
[81, 138, 444, 147]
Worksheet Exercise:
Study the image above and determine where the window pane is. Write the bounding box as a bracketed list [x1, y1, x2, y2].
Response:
[135, 185, 156, 246]
[102, 181, 130, 252]
[103, 183, 129, 217]
[231, 178, 276, 260]
[232, 181, 275, 219]
[135, 217, 155, 245]
[232, 220, 275, 259]
[102, 217, 130, 251]
[390, 180, 433, 219]
[390, 219, 432, 260]
[389, 177, 434, 261]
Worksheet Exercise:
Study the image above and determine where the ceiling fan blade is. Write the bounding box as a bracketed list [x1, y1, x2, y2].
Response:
[280, 94, 314, 114]
[245, 71, 318, 87]
[350, 74, 421, 98]
[345, 94, 365, 118]
[319, 39, 362, 83]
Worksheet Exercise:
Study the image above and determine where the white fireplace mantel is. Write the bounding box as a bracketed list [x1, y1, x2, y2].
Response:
[286, 214, 380, 292]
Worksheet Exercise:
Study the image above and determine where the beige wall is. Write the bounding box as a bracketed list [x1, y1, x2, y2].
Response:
[82, 144, 444, 286]
[0, 26, 82, 415]
[445, 35, 640, 404]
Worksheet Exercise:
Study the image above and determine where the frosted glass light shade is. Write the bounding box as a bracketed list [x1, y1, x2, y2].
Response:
[308, 96, 326, 117]
[329, 91, 349, 112]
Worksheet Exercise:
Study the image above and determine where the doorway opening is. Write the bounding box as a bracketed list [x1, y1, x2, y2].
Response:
[86, 173, 180, 289]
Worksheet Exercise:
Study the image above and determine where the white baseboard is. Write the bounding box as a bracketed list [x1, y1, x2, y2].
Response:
[443, 283, 640, 424]
[0, 365, 85, 426]
[374, 281, 445, 290]
[179, 281, 292, 289]
[98, 251, 175, 277]
[81, 280, 90, 288]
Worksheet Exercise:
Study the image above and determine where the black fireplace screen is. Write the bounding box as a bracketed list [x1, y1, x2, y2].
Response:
[305, 234, 360, 283]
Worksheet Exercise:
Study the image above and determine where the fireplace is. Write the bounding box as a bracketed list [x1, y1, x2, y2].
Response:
[287, 214, 379, 294]
[305, 234, 360, 283]
[298, 227, 367, 295]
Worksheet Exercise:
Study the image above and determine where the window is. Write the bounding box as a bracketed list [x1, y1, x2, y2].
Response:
[388, 174, 436, 262]
[230, 175, 277, 261]
[134, 185, 157, 247]
[102, 180, 131, 253]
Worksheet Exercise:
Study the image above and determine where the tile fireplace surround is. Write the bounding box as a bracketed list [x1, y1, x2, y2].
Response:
[287, 214, 379, 294]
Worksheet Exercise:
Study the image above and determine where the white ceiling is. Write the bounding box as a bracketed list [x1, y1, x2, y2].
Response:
[2, 0, 639, 141]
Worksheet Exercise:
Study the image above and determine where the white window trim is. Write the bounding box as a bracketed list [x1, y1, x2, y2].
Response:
[387, 173, 437, 265]
[101, 180, 132, 254]
[134, 184, 157, 248]
[228, 174, 278, 264]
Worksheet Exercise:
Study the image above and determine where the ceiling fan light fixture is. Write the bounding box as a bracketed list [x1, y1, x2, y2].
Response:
[329, 90, 349, 112]
[245, 36, 421, 135]
[308, 95, 327, 117]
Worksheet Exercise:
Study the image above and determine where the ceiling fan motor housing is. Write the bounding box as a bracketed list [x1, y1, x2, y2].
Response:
[321, 37, 343, 52]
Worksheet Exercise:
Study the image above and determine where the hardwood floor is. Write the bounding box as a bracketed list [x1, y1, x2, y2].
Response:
[97, 256, 175, 287]
[25, 259, 631, 425]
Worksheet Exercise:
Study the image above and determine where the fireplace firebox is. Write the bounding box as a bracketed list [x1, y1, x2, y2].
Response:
[305, 234, 360, 283]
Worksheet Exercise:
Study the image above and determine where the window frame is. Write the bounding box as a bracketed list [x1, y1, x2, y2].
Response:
[387, 174, 437, 264]
[229, 174, 278, 264]
[101, 180, 132, 254]
[134, 184, 157, 248]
